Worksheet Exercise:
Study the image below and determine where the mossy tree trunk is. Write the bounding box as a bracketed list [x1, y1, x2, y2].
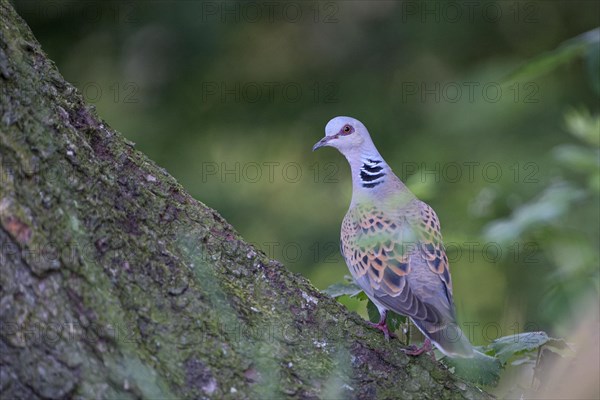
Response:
[0, 2, 490, 399]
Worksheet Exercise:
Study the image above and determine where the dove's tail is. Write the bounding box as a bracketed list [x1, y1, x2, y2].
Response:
[411, 318, 474, 358]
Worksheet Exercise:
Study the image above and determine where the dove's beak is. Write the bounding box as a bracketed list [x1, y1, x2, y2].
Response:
[312, 136, 332, 151]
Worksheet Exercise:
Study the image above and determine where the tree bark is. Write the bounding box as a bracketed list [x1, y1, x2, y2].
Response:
[0, 2, 490, 399]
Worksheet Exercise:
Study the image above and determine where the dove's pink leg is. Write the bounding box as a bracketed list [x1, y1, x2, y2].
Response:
[403, 338, 433, 356]
[368, 310, 396, 341]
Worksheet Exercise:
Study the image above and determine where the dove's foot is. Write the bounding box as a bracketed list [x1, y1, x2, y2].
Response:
[368, 311, 397, 341]
[403, 338, 433, 357]
[368, 320, 396, 341]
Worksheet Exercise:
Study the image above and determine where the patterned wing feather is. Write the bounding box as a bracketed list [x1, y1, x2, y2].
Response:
[341, 200, 455, 324]
[341, 205, 410, 292]
[413, 202, 453, 293]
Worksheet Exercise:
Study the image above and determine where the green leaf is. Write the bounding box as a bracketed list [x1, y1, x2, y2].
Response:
[443, 350, 502, 387]
[355, 291, 369, 301]
[502, 28, 599, 84]
[323, 281, 363, 298]
[386, 310, 407, 332]
[585, 32, 600, 94]
[563, 108, 600, 147]
[544, 337, 571, 354]
[365, 300, 406, 332]
[553, 145, 600, 174]
[484, 182, 586, 244]
[366, 299, 380, 323]
[485, 331, 550, 364]
[444, 331, 569, 386]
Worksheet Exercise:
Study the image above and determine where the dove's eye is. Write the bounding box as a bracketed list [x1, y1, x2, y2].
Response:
[341, 125, 354, 135]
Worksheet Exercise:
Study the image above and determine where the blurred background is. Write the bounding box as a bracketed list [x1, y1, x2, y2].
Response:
[13, 0, 598, 382]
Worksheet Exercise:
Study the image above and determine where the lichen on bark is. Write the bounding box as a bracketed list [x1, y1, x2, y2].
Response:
[0, 2, 490, 399]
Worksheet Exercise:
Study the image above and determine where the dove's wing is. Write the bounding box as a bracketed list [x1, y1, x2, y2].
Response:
[341, 199, 473, 357]
[342, 200, 453, 322]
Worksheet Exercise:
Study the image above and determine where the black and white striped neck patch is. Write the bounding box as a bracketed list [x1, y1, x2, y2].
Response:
[360, 159, 385, 188]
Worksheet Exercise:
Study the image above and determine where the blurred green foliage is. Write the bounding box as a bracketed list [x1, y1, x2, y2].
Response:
[14, 0, 598, 357]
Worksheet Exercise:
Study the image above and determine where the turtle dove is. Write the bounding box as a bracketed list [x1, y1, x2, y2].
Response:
[313, 116, 474, 358]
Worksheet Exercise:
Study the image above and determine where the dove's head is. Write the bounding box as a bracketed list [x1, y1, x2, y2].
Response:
[312, 116, 376, 156]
